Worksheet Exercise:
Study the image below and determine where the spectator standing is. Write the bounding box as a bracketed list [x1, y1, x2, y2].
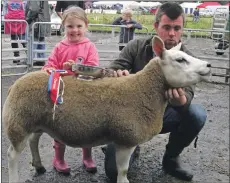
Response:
[3, 0, 27, 64]
[112, 9, 142, 51]
[25, 1, 51, 66]
[193, 8, 200, 22]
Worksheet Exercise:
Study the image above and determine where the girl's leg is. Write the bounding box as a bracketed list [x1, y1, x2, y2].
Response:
[19, 33, 26, 48]
[82, 147, 97, 173]
[33, 36, 38, 59]
[52, 140, 70, 174]
[37, 37, 46, 59]
[11, 34, 19, 56]
[11, 34, 20, 63]
[119, 46, 125, 51]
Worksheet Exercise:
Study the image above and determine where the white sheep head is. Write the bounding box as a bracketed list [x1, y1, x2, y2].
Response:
[152, 36, 211, 87]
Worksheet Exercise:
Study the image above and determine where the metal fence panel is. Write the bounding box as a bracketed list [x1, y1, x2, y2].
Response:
[1, 19, 30, 76]
[182, 28, 229, 84]
[1, 21, 229, 84]
[182, 28, 229, 60]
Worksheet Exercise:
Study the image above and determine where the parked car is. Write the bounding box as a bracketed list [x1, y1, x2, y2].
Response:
[48, 1, 57, 9]
[50, 11, 62, 35]
[48, 1, 62, 35]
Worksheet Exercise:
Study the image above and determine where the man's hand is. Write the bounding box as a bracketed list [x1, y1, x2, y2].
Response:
[113, 69, 129, 77]
[63, 60, 75, 70]
[165, 88, 187, 106]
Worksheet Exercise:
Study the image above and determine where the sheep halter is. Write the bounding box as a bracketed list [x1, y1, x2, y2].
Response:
[47, 70, 65, 120]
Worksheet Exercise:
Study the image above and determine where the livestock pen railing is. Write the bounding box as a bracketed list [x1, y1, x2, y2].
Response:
[182, 28, 229, 59]
[29, 22, 149, 67]
[1, 19, 31, 76]
[182, 28, 229, 84]
[1, 22, 229, 84]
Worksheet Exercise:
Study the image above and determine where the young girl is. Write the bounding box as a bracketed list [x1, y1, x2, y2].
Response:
[42, 6, 99, 174]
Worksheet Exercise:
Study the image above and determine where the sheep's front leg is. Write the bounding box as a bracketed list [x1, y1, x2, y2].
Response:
[8, 138, 28, 183]
[29, 132, 46, 174]
[8, 145, 21, 183]
[115, 145, 136, 183]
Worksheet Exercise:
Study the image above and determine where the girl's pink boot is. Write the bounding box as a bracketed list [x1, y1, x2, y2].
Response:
[82, 147, 97, 173]
[52, 140, 70, 174]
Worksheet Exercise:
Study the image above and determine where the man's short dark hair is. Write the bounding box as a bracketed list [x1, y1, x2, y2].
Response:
[154, 2, 185, 25]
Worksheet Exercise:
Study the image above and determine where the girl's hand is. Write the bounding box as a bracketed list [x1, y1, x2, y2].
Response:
[43, 67, 56, 73]
[63, 60, 75, 70]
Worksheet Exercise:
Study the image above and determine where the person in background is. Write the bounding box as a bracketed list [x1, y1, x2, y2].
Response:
[42, 6, 99, 174]
[55, 1, 85, 19]
[112, 9, 142, 51]
[3, 0, 27, 64]
[196, 8, 200, 22]
[25, 1, 51, 66]
[104, 2, 207, 183]
[193, 8, 200, 22]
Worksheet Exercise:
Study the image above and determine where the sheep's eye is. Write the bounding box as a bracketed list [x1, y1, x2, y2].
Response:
[176, 58, 187, 63]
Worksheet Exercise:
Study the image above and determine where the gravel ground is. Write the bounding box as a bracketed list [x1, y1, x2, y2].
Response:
[1, 78, 229, 183]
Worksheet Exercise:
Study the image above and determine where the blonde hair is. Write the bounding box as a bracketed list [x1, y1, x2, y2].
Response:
[122, 9, 133, 18]
[62, 6, 88, 25]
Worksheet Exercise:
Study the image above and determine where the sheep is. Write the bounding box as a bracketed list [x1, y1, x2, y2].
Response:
[3, 36, 211, 183]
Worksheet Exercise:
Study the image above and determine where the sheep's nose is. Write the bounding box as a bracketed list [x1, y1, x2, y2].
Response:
[207, 63, 211, 67]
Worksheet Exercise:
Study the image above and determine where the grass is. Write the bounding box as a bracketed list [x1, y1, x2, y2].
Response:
[87, 13, 213, 35]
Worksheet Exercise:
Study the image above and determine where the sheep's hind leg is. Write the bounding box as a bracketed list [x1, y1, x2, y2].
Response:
[29, 132, 46, 174]
[115, 145, 136, 183]
[7, 137, 28, 183]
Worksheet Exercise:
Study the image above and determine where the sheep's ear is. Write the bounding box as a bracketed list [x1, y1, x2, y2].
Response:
[171, 42, 182, 50]
[152, 36, 165, 58]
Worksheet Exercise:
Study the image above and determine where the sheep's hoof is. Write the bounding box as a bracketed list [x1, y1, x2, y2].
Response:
[117, 177, 129, 183]
[35, 166, 46, 175]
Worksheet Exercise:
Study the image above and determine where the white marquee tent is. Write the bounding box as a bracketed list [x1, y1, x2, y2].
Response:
[93, 1, 139, 6]
[138, 1, 161, 7]
[93, 1, 121, 6]
[180, 2, 201, 14]
[93, 1, 156, 9]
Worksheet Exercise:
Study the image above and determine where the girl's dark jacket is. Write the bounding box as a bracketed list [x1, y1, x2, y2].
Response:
[109, 36, 196, 110]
